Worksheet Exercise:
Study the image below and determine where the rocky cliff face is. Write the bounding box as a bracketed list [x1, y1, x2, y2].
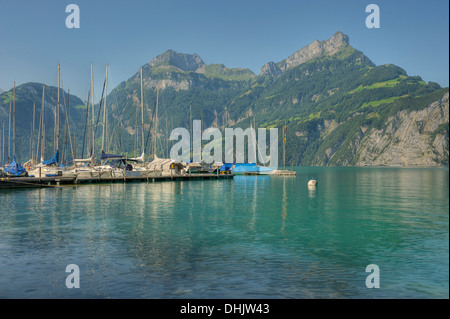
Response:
[149, 50, 205, 72]
[354, 93, 449, 166]
[278, 31, 350, 72]
[260, 61, 282, 77]
[260, 31, 351, 77]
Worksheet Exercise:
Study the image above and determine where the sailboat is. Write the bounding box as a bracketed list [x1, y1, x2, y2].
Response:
[146, 84, 185, 177]
[73, 64, 101, 178]
[119, 67, 147, 177]
[97, 66, 147, 178]
[4, 82, 28, 177]
[4, 156, 27, 177]
[29, 65, 77, 178]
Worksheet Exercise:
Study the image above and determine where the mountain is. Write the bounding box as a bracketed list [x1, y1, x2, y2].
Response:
[261, 31, 354, 76]
[1, 32, 448, 166]
[0, 82, 87, 162]
[105, 50, 257, 155]
[105, 31, 447, 166]
[228, 33, 448, 166]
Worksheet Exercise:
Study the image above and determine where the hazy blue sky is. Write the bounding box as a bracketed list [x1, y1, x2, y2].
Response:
[0, 0, 448, 101]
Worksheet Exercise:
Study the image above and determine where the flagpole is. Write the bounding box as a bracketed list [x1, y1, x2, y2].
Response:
[283, 123, 286, 170]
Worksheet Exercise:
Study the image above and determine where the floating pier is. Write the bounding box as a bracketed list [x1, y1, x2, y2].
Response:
[273, 170, 297, 176]
[0, 173, 234, 189]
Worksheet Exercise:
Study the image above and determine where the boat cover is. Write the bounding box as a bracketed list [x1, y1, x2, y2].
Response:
[42, 151, 59, 165]
[101, 150, 124, 160]
[232, 163, 273, 174]
[4, 156, 27, 176]
[220, 163, 233, 172]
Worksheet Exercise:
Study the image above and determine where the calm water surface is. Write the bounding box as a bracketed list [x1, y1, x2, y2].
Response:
[0, 167, 448, 298]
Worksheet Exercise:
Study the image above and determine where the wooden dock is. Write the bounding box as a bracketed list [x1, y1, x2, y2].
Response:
[272, 170, 297, 176]
[0, 173, 234, 189]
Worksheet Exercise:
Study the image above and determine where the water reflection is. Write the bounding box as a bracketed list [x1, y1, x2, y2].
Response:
[308, 185, 316, 198]
[0, 168, 448, 298]
[281, 178, 288, 233]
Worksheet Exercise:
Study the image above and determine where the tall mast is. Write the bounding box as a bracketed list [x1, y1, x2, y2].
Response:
[283, 123, 286, 170]
[31, 102, 35, 161]
[66, 89, 75, 163]
[12, 81, 15, 157]
[8, 102, 11, 162]
[36, 92, 42, 163]
[91, 64, 94, 158]
[140, 67, 144, 157]
[2, 122, 4, 163]
[102, 64, 108, 151]
[189, 104, 192, 160]
[165, 116, 168, 158]
[154, 87, 159, 158]
[41, 85, 45, 163]
[56, 62, 60, 155]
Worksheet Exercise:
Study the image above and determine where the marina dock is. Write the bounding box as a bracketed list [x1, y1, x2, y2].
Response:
[0, 173, 234, 189]
[273, 170, 297, 176]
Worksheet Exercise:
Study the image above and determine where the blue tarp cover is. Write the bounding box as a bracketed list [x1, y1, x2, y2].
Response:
[101, 150, 124, 160]
[232, 163, 273, 173]
[232, 163, 258, 173]
[220, 163, 233, 171]
[4, 156, 27, 176]
[42, 151, 59, 165]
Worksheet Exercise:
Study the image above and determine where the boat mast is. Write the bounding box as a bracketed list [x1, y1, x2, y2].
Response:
[90, 64, 94, 158]
[2, 122, 4, 163]
[8, 102, 11, 162]
[12, 81, 15, 158]
[36, 90, 42, 163]
[56, 63, 60, 156]
[66, 89, 76, 163]
[165, 116, 168, 158]
[31, 102, 35, 161]
[283, 122, 286, 170]
[41, 85, 45, 163]
[140, 67, 144, 158]
[189, 104, 192, 160]
[102, 64, 108, 152]
[153, 86, 159, 158]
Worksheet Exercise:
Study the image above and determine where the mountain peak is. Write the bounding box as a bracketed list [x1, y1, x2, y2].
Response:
[260, 32, 353, 77]
[149, 50, 205, 72]
[325, 31, 350, 52]
[280, 31, 351, 71]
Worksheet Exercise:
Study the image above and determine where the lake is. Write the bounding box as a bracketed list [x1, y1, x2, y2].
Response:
[0, 167, 448, 298]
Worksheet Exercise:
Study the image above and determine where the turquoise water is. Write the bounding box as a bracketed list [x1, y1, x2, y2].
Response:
[0, 167, 448, 299]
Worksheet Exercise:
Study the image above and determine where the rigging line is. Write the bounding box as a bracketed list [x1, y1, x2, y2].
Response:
[106, 125, 116, 154]
[35, 90, 43, 163]
[110, 71, 130, 152]
[81, 85, 91, 159]
[91, 78, 106, 156]
[59, 74, 67, 164]
[144, 94, 157, 153]
[111, 92, 131, 153]
[60, 77, 75, 165]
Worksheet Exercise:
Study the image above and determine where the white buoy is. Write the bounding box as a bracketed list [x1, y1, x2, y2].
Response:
[308, 179, 317, 187]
